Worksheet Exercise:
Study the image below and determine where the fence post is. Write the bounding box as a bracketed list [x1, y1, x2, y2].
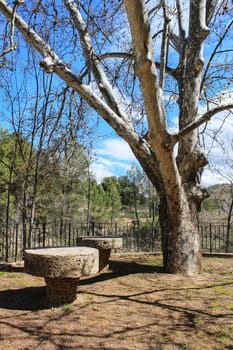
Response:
[42, 222, 46, 247]
[68, 223, 71, 246]
[15, 224, 18, 261]
[91, 222, 95, 236]
[226, 222, 230, 253]
[22, 221, 27, 258]
[209, 223, 212, 253]
[115, 222, 118, 236]
[5, 226, 9, 262]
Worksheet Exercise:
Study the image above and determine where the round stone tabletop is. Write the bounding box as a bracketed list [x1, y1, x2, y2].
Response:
[24, 246, 99, 278]
[76, 236, 123, 249]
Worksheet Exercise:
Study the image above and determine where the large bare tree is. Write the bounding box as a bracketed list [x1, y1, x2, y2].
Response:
[0, 0, 232, 274]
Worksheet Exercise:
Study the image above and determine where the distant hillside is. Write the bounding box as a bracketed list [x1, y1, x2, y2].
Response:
[200, 183, 232, 223]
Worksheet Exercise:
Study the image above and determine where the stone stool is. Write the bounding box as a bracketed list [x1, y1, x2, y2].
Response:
[76, 236, 123, 271]
[24, 247, 99, 305]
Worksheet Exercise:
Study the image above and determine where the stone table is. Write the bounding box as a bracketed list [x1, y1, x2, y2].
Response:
[76, 236, 123, 271]
[24, 247, 99, 305]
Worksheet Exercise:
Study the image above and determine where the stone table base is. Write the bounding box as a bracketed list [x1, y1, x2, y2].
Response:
[45, 277, 80, 305]
[98, 248, 111, 271]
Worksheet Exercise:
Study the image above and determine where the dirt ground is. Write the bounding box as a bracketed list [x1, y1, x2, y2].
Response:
[0, 254, 233, 350]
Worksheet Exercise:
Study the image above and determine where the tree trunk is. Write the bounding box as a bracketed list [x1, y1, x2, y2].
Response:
[129, 144, 203, 275]
[226, 195, 233, 253]
[159, 190, 201, 275]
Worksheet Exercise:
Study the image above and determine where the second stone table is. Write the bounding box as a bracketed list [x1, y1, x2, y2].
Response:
[76, 236, 123, 271]
[24, 246, 99, 305]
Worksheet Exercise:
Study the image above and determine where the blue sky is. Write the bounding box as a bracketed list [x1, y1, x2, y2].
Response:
[0, 1, 232, 188]
[89, 104, 233, 187]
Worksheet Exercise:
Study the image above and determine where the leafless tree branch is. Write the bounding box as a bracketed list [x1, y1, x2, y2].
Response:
[0, 0, 24, 57]
[159, 1, 170, 89]
[201, 19, 233, 90]
[174, 104, 233, 142]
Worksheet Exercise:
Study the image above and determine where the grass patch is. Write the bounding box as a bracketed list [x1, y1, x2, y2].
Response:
[0, 271, 7, 276]
[226, 304, 233, 310]
[216, 330, 232, 344]
[214, 286, 233, 296]
[181, 343, 193, 350]
[61, 303, 75, 313]
[139, 256, 163, 266]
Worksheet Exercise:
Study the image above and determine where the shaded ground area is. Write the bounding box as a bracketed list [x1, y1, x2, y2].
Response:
[0, 255, 233, 350]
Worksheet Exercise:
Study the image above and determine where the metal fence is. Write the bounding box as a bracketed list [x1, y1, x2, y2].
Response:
[0, 221, 233, 262]
[199, 222, 233, 254]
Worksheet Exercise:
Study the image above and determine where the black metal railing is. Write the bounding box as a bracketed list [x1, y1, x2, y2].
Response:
[0, 221, 232, 262]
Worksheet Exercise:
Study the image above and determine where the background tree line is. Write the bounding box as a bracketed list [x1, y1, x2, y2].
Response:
[0, 127, 159, 229]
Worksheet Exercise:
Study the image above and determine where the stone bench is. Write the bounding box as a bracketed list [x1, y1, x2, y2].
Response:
[76, 236, 123, 271]
[24, 247, 99, 305]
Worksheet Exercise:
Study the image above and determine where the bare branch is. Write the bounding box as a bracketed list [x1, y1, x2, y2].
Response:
[64, 0, 129, 122]
[99, 52, 177, 80]
[206, 0, 218, 24]
[0, 0, 24, 58]
[148, 3, 162, 17]
[0, 0, 61, 60]
[174, 104, 233, 142]
[99, 52, 135, 60]
[215, 49, 233, 54]
[176, 0, 185, 39]
[0, 0, 135, 139]
[168, 0, 186, 54]
[79, 1, 112, 44]
[155, 61, 177, 79]
[159, 1, 170, 89]
[201, 19, 233, 90]
[152, 28, 163, 40]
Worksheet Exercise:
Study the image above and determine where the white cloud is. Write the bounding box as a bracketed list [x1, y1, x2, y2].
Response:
[91, 138, 137, 182]
[200, 105, 233, 186]
[95, 138, 136, 161]
[90, 161, 114, 182]
[201, 167, 230, 187]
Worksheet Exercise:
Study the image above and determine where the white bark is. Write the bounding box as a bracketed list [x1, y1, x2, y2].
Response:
[124, 0, 167, 139]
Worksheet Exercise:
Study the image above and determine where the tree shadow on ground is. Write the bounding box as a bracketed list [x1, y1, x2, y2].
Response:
[79, 259, 163, 286]
[0, 263, 24, 273]
[0, 259, 162, 311]
[0, 286, 49, 311]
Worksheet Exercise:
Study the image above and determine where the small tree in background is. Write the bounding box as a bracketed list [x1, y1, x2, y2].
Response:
[102, 176, 122, 225]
